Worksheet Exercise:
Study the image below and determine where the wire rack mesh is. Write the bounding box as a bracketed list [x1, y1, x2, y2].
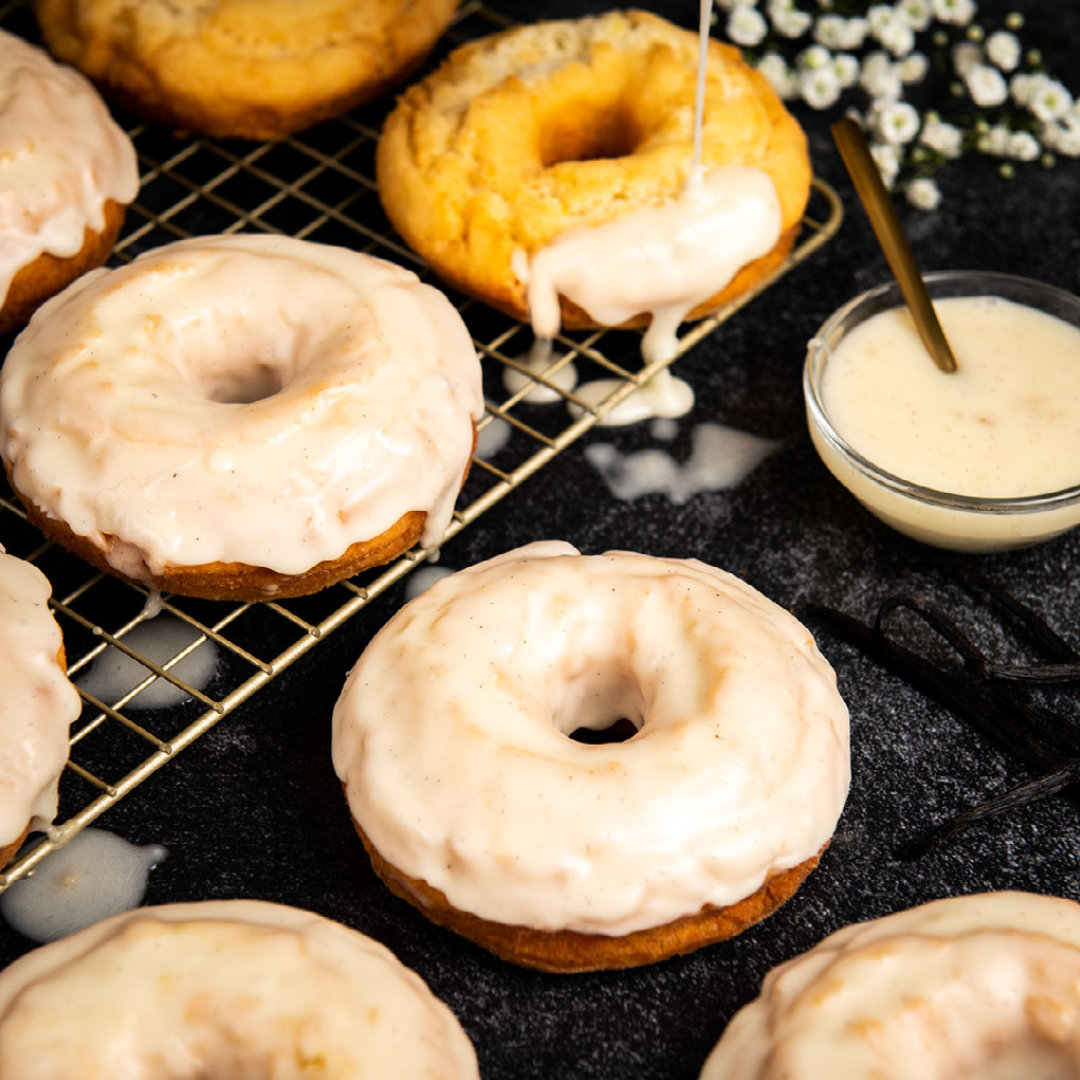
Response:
[0, 0, 842, 888]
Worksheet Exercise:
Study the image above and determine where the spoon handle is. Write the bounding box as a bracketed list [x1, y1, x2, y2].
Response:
[831, 117, 958, 374]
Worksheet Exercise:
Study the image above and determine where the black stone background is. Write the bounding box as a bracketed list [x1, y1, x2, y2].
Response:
[2, 2, 1080, 1077]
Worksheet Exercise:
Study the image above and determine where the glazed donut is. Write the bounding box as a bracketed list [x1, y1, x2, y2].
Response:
[376, 11, 811, 358]
[0, 899, 479, 1076]
[0, 29, 137, 338]
[0, 550, 81, 867]
[0, 235, 484, 601]
[701, 891, 1080, 1080]
[34, 0, 461, 141]
[332, 541, 850, 972]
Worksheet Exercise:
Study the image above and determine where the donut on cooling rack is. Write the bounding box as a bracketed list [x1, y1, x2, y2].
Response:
[0, 550, 81, 867]
[0, 899, 479, 1076]
[700, 891, 1080, 1080]
[332, 541, 850, 972]
[0, 235, 483, 602]
[0, 29, 138, 338]
[34, 0, 462, 141]
[376, 11, 812, 358]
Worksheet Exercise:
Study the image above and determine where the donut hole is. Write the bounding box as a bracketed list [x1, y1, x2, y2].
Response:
[554, 666, 645, 745]
[164, 311, 318, 405]
[202, 363, 287, 405]
[569, 717, 640, 744]
[539, 101, 643, 167]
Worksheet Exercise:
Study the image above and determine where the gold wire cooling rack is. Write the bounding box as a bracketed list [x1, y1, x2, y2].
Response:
[0, 0, 843, 888]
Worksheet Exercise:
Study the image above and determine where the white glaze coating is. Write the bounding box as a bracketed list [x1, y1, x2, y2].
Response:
[0, 899, 479, 1078]
[332, 541, 850, 937]
[0, 29, 138, 304]
[701, 891, 1080, 1080]
[0, 235, 484, 582]
[519, 166, 781, 364]
[0, 551, 80, 851]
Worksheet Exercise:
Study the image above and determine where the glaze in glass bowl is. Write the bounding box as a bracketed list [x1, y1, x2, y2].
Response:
[804, 270, 1080, 552]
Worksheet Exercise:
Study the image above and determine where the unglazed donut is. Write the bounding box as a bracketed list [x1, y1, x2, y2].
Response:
[0, 550, 81, 867]
[0, 235, 483, 601]
[332, 541, 850, 972]
[701, 891, 1080, 1080]
[0, 29, 138, 338]
[34, 0, 461, 141]
[0, 899, 479, 1077]
[376, 11, 811, 355]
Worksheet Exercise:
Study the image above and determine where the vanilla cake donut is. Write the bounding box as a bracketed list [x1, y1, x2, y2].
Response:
[701, 891, 1080, 1080]
[0, 29, 138, 338]
[376, 11, 811, 360]
[332, 541, 850, 972]
[0, 235, 484, 601]
[35, 0, 461, 141]
[0, 550, 81, 867]
[0, 899, 479, 1077]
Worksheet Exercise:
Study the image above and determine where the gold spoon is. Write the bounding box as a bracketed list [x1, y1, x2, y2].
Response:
[831, 117, 958, 374]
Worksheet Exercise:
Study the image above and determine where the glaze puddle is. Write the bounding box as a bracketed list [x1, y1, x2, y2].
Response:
[405, 566, 455, 601]
[503, 339, 579, 404]
[570, 368, 696, 427]
[474, 416, 512, 459]
[1, 828, 167, 942]
[77, 614, 218, 710]
[584, 422, 781, 504]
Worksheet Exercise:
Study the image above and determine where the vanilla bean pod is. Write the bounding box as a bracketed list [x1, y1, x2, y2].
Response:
[957, 568, 1080, 664]
[874, 596, 1080, 762]
[804, 603, 1066, 769]
[804, 593, 1080, 859]
[899, 759, 1080, 859]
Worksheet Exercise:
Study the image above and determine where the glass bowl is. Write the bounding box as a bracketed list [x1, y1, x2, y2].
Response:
[803, 270, 1080, 553]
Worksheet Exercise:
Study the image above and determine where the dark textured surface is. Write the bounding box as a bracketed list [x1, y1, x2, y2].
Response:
[3, 2, 1080, 1077]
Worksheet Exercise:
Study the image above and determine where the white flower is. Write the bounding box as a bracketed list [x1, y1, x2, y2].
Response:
[796, 43, 832, 69]
[1006, 130, 1040, 161]
[977, 124, 1011, 155]
[772, 6, 813, 38]
[727, 7, 768, 46]
[838, 17, 870, 49]
[1009, 72, 1045, 107]
[877, 19, 915, 57]
[832, 53, 860, 89]
[756, 53, 798, 98]
[965, 64, 1008, 107]
[867, 5, 916, 57]
[870, 142, 901, 186]
[898, 52, 929, 84]
[873, 99, 921, 144]
[813, 14, 848, 48]
[932, 0, 977, 26]
[985, 30, 1021, 72]
[860, 51, 902, 99]
[897, 0, 933, 31]
[951, 42, 983, 77]
[798, 64, 842, 108]
[1040, 117, 1080, 157]
[919, 116, 963, 157]
[1028, 78, 1074, 123]
[716, 0, 758, 10]
[906, 177, 942, 209]
[867, 5, 901, 36]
